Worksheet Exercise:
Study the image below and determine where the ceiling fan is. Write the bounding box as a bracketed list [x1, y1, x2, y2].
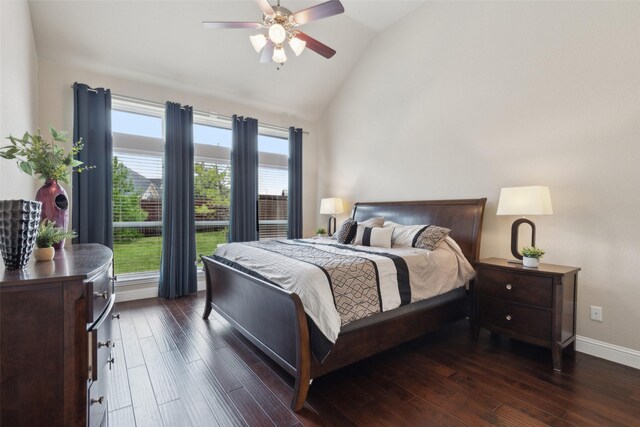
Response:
[203, 0, 345, 66]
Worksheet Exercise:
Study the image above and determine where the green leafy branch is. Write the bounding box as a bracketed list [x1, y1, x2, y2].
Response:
[0, 126, 93, 184]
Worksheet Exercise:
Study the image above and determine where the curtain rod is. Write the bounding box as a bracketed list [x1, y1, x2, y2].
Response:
[73, 86, 309, 135]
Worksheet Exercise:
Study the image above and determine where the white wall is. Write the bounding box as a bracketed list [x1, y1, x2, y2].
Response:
[0, 0, 39, 199]
[38, 59, 318, 237]
[319, 2, 640, 351]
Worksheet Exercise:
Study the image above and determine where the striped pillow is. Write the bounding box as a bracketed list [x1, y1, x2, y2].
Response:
[354, 226, 394, 248]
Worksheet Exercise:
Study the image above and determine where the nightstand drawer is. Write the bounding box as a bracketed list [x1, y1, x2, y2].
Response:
[476, 268, 553, 307]
[479, 297, 551, 341]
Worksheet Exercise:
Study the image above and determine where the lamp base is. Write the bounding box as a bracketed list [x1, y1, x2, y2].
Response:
[510, 218, 536, 260]
[507, 258, 523, 264]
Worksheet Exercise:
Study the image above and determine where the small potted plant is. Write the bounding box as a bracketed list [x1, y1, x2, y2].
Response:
[315, 227, 327, 238]
[34, 220, 77, 261]
[521, 246, 545, 268]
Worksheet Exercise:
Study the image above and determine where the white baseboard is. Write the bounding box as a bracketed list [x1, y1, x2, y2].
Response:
[115, 276, 207, 303]
[576, 335, 640, 370]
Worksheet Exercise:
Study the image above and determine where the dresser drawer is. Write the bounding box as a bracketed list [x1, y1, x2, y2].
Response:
[476, 267, 553, 308]
[88, 364, 108, 427]
[86, 265, 112, 324]
[89, 297, 115, 382]
[479, 296, 551, 341]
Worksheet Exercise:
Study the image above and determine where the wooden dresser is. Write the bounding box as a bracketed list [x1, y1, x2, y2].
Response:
[0, 244, 116, 427]
[472, 258, 580, 372]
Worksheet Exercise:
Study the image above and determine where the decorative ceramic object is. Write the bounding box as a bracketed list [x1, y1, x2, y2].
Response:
[35, 179, 69, 249]
[0, 200, 42, 269]
[523, 256, 540, 268]
[34, 246, 55, 261]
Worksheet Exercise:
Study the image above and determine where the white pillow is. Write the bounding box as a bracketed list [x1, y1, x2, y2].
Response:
[358, 216, 384, 228]
[384, 221, 428, 248]
[384, 221, 451, 250]
[354, 226, 394, 248]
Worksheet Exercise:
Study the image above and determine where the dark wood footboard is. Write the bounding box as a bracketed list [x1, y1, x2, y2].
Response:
[201, 256, 311, 410]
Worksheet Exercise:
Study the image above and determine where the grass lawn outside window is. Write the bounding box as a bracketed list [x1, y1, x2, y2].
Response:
[113, 230, 227, 275]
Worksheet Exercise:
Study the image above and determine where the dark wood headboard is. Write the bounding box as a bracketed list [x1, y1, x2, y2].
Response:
[352, 198, 487, 262]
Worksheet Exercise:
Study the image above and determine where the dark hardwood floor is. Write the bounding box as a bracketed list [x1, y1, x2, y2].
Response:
[109, 292, 640, 426]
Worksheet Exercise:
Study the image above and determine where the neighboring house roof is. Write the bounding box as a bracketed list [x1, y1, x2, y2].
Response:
[123, 166, 163, 200]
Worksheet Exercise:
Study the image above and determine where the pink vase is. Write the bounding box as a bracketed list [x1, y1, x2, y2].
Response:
[35, 179, 69, 250]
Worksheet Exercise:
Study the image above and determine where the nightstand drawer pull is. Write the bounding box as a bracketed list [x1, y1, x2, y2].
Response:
[506, 284, 512, 290]
[506, 315, 512, 321]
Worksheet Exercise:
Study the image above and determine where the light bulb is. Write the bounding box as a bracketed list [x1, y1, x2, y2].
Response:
[268, 24, 286, 44]
[250, 34, 267, 53]
[289, 37, 306, 56]
[272, 46, 287, 64]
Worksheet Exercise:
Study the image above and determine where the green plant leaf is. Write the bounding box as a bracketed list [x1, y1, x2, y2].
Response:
[69, 159, 83, 167]
[19, 161, 33, 175]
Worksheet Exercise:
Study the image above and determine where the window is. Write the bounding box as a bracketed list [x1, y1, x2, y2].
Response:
[258, 134, 289, 240]
[112, 107, 165, 276]
[193, 123, 232, 261]
[111, 98, 291, 276]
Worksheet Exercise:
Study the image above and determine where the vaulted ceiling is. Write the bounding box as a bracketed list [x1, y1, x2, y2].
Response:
[29, 1, 426, 121]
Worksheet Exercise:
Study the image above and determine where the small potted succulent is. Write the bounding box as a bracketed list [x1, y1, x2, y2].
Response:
[315, 227, 327, 238]
[521, 247, 545, 268]
[34, 220, 77, 261]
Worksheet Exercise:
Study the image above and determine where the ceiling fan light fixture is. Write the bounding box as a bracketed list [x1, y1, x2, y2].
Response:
[250, 33, 268, 52]
[289, 36, 306, 56]
[268, 23, 287, 44]
[272, 46, 287, 64]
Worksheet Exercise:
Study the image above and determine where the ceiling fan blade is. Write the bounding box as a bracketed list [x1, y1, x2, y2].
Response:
[260, 40, 275, 63]
[202, 22, 262, 29]
[292, 0, 344, 26]
[255, 0, 275, 16]
[295, 32, 336, 58]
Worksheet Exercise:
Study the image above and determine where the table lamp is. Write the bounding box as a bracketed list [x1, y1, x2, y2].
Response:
[496, 186, 553, 262]
[320, 198, 344, 237]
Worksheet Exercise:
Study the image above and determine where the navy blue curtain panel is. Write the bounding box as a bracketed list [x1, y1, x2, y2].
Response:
[159, 102, 197, 299]
[229, 115, 259, 243]
[72, 83, 113, 248]
[288, 127, 303, 239]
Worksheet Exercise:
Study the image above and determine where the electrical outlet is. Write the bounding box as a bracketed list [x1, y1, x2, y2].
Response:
[590, 306, 603, 322]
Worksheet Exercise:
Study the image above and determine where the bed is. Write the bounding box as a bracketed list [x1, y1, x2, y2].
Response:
[201, 198, 486, 411]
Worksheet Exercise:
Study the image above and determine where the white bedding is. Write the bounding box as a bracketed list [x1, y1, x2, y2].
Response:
[213, 236, 475, 345]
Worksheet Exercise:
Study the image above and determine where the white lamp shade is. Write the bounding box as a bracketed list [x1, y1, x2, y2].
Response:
[496, 186, 553, 216]
[268, 24, 286, 44]
[272, 46, 287, 63]
[320, 198, 344, 215]
[250, 34, 267, 52]
[289, 37, 306, 56]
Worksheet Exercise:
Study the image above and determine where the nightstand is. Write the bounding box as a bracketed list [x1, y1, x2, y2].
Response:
[471, 258, 581, 372]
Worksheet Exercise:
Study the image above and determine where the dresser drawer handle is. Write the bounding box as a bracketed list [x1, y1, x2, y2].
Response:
[112, 313, 121, 320]
[506, 315, 512, 321]
[91, 396, 104, 405]
[94, 291, 108, 299]
[506, 284, 512, 290]
[98, 340, 114, 349]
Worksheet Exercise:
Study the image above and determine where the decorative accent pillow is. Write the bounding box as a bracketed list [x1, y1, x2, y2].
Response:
[414, 226, 451, 251]
[333, 218, 358, 244]
[384, 221, 450, 250]
[354, 226, 394, 248]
